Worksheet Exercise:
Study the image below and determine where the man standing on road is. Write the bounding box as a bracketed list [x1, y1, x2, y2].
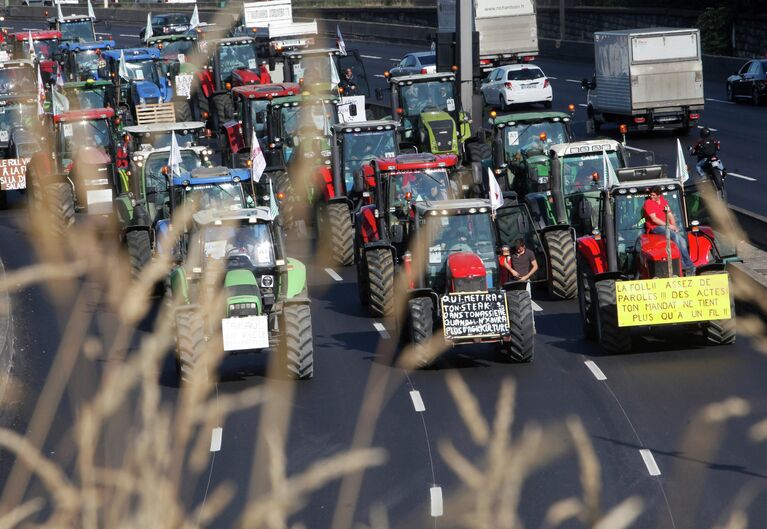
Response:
[642, 186, 695, 274]
[502, 238, 538, 282]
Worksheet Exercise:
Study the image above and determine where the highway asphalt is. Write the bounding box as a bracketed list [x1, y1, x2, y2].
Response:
[1, 15, 767, 529]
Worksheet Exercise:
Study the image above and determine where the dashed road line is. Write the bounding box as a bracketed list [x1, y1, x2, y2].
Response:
[360, 54, 382, 59]
[578, 103, 588, 108]
[430, 486, 443, 517]
[210, 427, 222, 452]
[373, 322, 390, 339]
[324, 268, 343, 282]
[119, 33, 140, 38]
[565, 78, 582, 83]
[584, 360, 607, 381]
[639, 449, 661, 476]
[729, 172, 756, 182]
[373, 74, 386, 78]
[409, 390, 426, 412]
[389, 58, 401, 62]
[696, 125, 718, 132]
[548, 76, 557, 80]
[706, 98, 735, 105]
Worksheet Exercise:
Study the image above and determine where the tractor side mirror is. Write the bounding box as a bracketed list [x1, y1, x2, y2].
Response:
[390, 224, 404, 244]
[375, 88, 383, 101]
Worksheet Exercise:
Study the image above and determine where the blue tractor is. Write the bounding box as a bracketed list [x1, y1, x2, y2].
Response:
[59, 40, 115, 82]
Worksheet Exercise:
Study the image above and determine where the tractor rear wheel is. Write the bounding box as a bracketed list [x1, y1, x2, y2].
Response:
[544, 229, 577, 300]
[126, 230, 152, 279]
[324, 202, 354, 266]
[271, 171, 295, 226]
[366, 248, 394, 317]
[466, 141, 492, 164]
[175, 308, 207, 386]
[197, 93, 210, 123]
[701, 271, 736, 345]
[356, 252, 369, 306]
[212, 93, 234, 127]
[407, 297, 434, 368]
[595, 279, 631, 354]
[504, 289, 534, 362]
[577, 256, 596, 339]
[45, 183, 76, 236]
[281, 303, 314, 379]
[175, 100, 193, 122]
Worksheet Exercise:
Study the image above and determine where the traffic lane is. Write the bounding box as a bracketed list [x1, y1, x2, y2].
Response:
[195, 239, 441, 529]
[590, 335, 767, 528]
[398, 297, 673, 528]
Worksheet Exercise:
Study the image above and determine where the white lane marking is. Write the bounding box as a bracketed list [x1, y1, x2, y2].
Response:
[696, 125, 718, 132]
[548, 76, 557, 80]
[729, 172, 756, 181]
[578, 103, 588, 108]
[325, 268, 343, 282]
[389, 58, 401, 62]
[119, 34, 140, 38]
[565, 79, 582, 83]
[210, 427, 223, 452]
[95, 32, 112, 36]
[623, 145, 645, 152]
[532, 300, 543, 312]
[373, 322, 390, 339]
[706, 98, 735, 105]
[374, 74, 386, 78]
[584, 360, 607, 381]
[639, 449, 661, 476]
[409, 390, 426, 412]
[430, 486, 443, 517]
[360, 54, 382, 59]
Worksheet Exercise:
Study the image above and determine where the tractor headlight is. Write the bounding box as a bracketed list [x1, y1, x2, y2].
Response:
[404, 130, 413, 139]
[260, 275, 274, 288]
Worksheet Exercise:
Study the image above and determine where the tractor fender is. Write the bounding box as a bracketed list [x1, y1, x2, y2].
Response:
[695, 262, 727, 275]
[196, 70, 214, 99]
[576, 236, 607, 275]
[362, 240, 397, 265]
[223, 119, 245, 154]
[315, 165, 335, 201]
[540, 223, 575, 238]
[407, 288, 441, 318]
[327, 195, 353, 217]
[114, 193, 133, 227]
[356, 205, 380, 244]
[687, 230, 715, 267]
[169, 266, 190, 305]
[284, 257, 309, 301]
[592, 271, 627, 283]
[154, 219, 172, 257]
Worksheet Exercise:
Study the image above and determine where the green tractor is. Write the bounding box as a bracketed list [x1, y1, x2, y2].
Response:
[60, 79, 117, 112]
[383, 71, 487, 163]
[169, 207, 314, 382]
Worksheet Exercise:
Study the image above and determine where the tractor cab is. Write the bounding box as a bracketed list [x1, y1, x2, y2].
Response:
[147, 34, 201, 78]
[333, 120, 400, 194]
[9, 31, 61, 84]
[487, 111, 573, 194]
[100, 48, 173, 125]
[170, 166, 254, 215]
[283, 48, 369, 97]
[0, 60, 37, 98]
[386, 72, 470, 158]
[61, 80, 116, 112]
[49, 16, 97, 45]
[207, 37, 263, 92]
[272, 93, 338, 166]
[59, 40, 115, 82]
[122, 121, 206, 163]
[0, 95, 37, 156]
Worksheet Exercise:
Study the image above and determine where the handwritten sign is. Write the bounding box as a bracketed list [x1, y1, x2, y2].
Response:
[0, 158, 30, 191]
[175, 74, 193, 99]
[615, 274, 731, 327]
[441, 291, 510, 339]
[222, 315, 269, 351]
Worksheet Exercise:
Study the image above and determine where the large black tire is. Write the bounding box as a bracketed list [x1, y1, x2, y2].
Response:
[466, 141, 492, 165]
[752, 86, 762, 106]
[212, 93, 234, 127]
[197, 93, 210, 122]
[726, 83, 733, 102]
[281, 303, 314, 379]
[45, 183, 75, 236]
[504, 289, 534, 362]
[175, 308, 207, 386]
[356, 252, 369, 306]
[324, 202, 354, 266]
[407, 297, 434, 368]
[271, 171, 294, 226]
[595, 279, 631, 354]
[175, 100, 193, 122]
[543, 229, 577, 300]
[700, 271, 736, 346]
[577, 256, 597, 339]
[126, 230, 152, 279]
[366, 248, 394, 317]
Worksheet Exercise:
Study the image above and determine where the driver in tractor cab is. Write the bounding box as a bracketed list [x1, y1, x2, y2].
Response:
[338, 68, 358, 95]
[226, 228, 256, 260]
[642, 186, 695, 274]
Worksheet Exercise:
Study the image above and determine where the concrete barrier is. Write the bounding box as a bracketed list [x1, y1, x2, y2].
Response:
[0, 257, 13, 409]
[731, 205, 767, 252]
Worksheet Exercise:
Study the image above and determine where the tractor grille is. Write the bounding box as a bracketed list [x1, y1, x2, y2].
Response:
[452, 276, 486, 293]
[429, 119, 455, 152]
[649, 259, 681, 279]
[144, 97, 159, 105]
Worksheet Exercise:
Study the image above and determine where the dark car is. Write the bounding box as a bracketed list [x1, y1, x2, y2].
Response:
[389, 51, 436, 77]
[140, 13, 192, 42]
[726, 59, 767, 105]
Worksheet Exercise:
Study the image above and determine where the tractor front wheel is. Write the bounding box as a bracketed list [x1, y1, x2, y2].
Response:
[212, 93, 234, 128]
[577, 256, 597, 339]
[701, 271, 736, 346]
[407, 297, 435, 368]
[543, 229, 577, 300]
[281, 303, 314, 379]
[366, 247, 394, 317]
[175, 100, 193, 122]
[175, 308, 207, 386]
[46, 183, 76, 237]
[321, 203, 354, 266]
[503, 289, 534, 362]
[595, 279, 631, 354]
[126, 230, 152, 279]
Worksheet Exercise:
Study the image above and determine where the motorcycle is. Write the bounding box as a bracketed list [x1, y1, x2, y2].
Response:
[689, 148, 727, 197]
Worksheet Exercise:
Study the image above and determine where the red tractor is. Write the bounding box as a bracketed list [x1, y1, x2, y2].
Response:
[8, 31, 61, 85]
[576, 165, 737, 354]
[354, 153, 461, 316]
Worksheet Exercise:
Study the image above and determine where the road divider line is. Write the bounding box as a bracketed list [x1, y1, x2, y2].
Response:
[584, 360, 607, 380]
[210, 427, 223, 452]
[389, 58, 400, 62]
[409, 390, 426, 412]
[706, 98, 735, 105]
[696, 125, 718, 132]
[373, 74, 386, 78]
[119, 34, 140, 37]
[430, 486, 443, 517]
[360, 54, 382, 59]
[373, 322, 390, 339]
[565, 79, 582, 83]
[578, 103, 588, 108]
[325, 268, 343, 282]
[548, 76, 557, 80]
[639, 449, 661, 476]
[729, 172, 756, 182]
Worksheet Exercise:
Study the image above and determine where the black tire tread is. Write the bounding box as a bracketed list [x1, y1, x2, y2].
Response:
[577, 256, 597, 340]
[366, 248, 394, 317]
[45, 183, 75, 235]
[408, 297, 434, 368]
[700, 271, 736, 345]
[596, 279, 631, 354]
[282, 303, 314, 379]
[504, 290, 535, 362]
[212, 93, 234, 125]
[175, 100, 193, 122]
[544, 229, 577, 300]
[126, 230, 152, 279]
[175, 308, 207, 386]
[467, 141, 492, 164]
[325, 202, 354, 266]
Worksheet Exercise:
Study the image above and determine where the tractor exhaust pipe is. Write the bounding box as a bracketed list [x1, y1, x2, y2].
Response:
[602, 189, 618, 272]
[550, 153, 567, 225]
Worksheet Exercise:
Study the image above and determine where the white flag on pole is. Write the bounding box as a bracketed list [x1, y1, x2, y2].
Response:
[268, 178, 279, 220]
[57, 1, 64, 23]
[55, 65, 65, 87]
[330, 56, 340, 86]
[250, 129, 266, 183]
[336, 25, 346, 56]
[190, 5, 200, 29]
[488, 167, 503, 212]
[52, 86, 69, 115]
[145, 13, 153, 41]
[602, 150, 618, 188]
[37, 66, 45, 117]
[168, 131, 183, 177]
[27, 31, 37, 61]
[118, 49, 129, 81]
[87, 0, 96, 20]
[676, 138, 690, 183]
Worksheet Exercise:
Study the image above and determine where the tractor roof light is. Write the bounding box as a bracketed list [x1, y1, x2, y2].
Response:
[592, 228, 601, 240]
[539, 132, 547, 141]
[246, 159, 253, 167]
[619, 124, 628, 134]
[568, 103, 575, 112]
[429, 210, 438, 216]
[478, 207, 488, 213]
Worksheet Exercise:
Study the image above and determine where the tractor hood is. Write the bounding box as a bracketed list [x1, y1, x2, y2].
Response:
[232, 68, 261, 85]
[134, 80, 161, 101]
[447, 251, 488, 293]
[224, 269, 263, 316]
[39, 59, 57, 74]
[421, 110, 457, 155]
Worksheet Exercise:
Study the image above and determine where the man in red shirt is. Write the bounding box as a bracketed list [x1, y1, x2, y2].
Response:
[642, 186, 694, 272]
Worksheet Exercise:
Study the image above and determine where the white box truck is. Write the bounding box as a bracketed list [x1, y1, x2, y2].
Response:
[437, 0, 538, 72]
[582, 28, 704, 134]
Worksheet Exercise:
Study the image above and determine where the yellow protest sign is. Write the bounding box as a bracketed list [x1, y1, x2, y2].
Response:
[615, 274, 731, 327]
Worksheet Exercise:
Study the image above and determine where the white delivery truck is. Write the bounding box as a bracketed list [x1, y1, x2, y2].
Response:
[582, 28, 704, 134]
[437, 0, 538, 73]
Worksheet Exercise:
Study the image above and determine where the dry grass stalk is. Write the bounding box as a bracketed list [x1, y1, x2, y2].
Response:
[566, 416, 602, 525]
[591, 497, 644, 529]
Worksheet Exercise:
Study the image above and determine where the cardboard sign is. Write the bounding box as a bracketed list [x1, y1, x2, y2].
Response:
[615, 274, 731, 327]
[0, 158, 30, 191]
[337, 95, 366, 123]
[441, 291, 510, 339]
[175, 73, 193, 99]
[222, 315, 269, 351]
